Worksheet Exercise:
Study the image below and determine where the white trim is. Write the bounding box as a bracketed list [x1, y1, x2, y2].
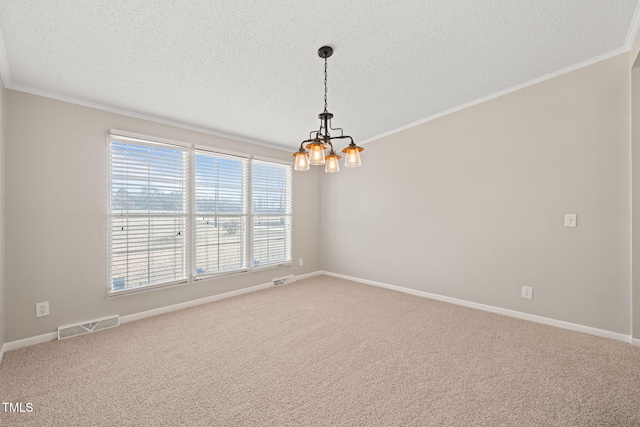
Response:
[1, 30, 632, 154]
[252, 154, 294, 166]
[0, 276, 310, 355]
[194, 144, 250, 159]
[110, 129, 192, 149]
[250, 262, 293, 273]
[1, 332, 58, 354]
[321, 271, 633, 344]
[5, 82, 290, 153]
[1, 270, 629, 361]
[0, 28, 11, 88]
[107, 280, 190, 299]
[358, 49, 628, 146]
[632, 338, 640, 347]
[193, 269, 249, 282]
[120, 281, 272, 324]
[294, 271, 322, 281]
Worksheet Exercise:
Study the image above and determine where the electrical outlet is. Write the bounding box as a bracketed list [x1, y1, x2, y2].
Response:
[299, 258, 304, 266]
[521, 286, 533, 300]
[36, 302, 49, 317]
[564, 214, 577, 227]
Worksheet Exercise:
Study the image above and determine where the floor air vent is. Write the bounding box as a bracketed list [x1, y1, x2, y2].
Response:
[272, 275, 296, 287]
[58, 315, 120, 340]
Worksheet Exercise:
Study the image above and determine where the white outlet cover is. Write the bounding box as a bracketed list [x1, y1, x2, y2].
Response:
[521, 286, 533, 300]
[36, 302, 49, 317]
[564, 214, 577, 227]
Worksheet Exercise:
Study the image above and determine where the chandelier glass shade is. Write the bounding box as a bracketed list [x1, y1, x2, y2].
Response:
[292, 46, 363, 173]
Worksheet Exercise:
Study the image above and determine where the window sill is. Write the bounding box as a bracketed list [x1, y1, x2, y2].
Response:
[107, 279, 189, 298]
[250, 261, 292, 273]
[107, 262, 293, 298]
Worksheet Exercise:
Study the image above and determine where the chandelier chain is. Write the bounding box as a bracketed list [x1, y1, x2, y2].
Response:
[324, 57, 328, 113]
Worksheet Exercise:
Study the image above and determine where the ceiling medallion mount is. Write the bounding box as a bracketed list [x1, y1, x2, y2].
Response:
[292, 45, 363, 173]
[318, 46, 333, 59]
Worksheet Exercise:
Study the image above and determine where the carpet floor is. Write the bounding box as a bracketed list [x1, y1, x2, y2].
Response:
[1, 275, 640, 426]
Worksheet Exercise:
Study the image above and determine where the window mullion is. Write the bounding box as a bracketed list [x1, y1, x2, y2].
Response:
[188, 148, 195, 282]
[247, 158, 253, 269]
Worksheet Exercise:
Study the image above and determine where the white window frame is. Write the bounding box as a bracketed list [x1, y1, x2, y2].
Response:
[108, 131, 293, 296]
[107, 132, 190, 294]
[250, 157, 293, 270]
[192, 147, 250, 280]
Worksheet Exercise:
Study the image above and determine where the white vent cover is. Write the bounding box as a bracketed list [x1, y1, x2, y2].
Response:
[58, 315, 120, 340]
[272, 275, 296, 287]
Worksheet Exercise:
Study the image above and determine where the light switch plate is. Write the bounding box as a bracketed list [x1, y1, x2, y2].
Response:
[564, 214, 577, 227]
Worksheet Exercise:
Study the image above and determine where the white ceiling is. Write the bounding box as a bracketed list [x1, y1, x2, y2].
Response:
[0, 1, 639, 152]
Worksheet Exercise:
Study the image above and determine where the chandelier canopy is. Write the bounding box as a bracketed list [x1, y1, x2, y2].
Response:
[292, 46, 363, 173]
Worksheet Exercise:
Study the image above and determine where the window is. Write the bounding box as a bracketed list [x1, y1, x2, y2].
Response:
[109, 136, 188, 293]
[194, 150, 248, 276]
[251, 160, 292, 267]
[108, 132, 292, 294]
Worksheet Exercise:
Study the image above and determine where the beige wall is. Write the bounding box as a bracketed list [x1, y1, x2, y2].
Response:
[2, 52, 637, 342]
[322, 53, 632, 335]
[0, 84, 5, 349]
[4, 90, 322, 341]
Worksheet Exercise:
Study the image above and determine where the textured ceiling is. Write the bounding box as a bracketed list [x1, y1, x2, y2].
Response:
[0, 1, 639, 151]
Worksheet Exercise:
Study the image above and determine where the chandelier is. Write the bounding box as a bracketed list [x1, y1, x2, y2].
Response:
[292, 46, 363, 173]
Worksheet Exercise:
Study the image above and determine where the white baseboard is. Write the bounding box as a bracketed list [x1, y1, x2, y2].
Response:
[294, 271, 323, 281]
[2, 270, 632, 364]
[1, 273, 322, 359]
[320, 271, 633, 345]
[121, 272, 324, 324]
[120, 281, 274, 324]
[2, 332, 58, 355]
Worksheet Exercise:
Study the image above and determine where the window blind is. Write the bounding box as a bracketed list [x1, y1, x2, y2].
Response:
[251, 160, 292, 267]
[194, 150, 249, 276]
[109, 135, 188, 293]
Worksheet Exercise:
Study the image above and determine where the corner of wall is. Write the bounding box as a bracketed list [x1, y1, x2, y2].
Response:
[0, 81, 6, 359]
[627, 0, 640, 68]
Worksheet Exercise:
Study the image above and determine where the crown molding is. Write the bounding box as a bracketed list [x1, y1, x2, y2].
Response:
[7, 82, 292, 152]
[0, 29, 290, 152]
[0, 27, 11, 88]
[0, 17, 635, 152]
[358, 48, 629, 146]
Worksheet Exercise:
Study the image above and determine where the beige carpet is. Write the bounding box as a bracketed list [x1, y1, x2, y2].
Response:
[1, 275, 640, 426]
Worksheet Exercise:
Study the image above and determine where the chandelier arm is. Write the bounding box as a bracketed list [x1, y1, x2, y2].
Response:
[328, 125, 345, 137]
[328, 135, 351, 142]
